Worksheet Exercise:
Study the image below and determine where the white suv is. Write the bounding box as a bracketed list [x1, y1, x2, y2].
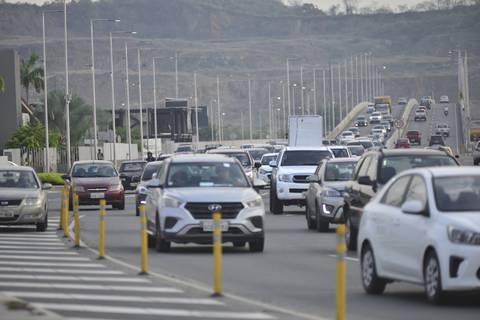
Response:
[269, 147, 334, 214]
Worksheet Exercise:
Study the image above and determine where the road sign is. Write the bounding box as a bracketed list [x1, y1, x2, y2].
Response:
[394, 119, 404, 129]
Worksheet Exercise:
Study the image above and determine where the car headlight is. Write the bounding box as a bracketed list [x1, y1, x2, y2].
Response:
[23, 197, 41, 206]
[162, 196, 184, 208]
[321, 188, 341, 197]
[108, 184, 123, 192]
[245, 197, 263, 208]
[73, 185, 85, 193]
[278, 174, 292, 182]
[448, 226, 480, 245]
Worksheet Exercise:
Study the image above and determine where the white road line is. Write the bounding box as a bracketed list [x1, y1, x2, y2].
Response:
[0, 274, 149, 283]
[33, 303, 275, 319]
[5, 292, 223, 305]
[0, 261, 105, 267]
[0, 282, 182, 293]
[0, 237, 61, 242]
[0, 245, 65, 250]
[0, 267, 124, 275]
[0, 255, 89, 261]
[0, 234, 58, 238]
[327, 254, 359, 262]
[0, 250, 78, 255]
[0, 241, 64, 246]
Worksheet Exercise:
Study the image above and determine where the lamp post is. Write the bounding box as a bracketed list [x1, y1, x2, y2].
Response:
[248, 75, 253, 140]
[42, 9, 63, 172]
[194, 72, 199, 149]
[216, 75, 221, 144]
[124, 42, 132, 159]
[136, 48, 144, 158]
[292, 83, 297, 116]
[90, 18, 119, 160]
[312, 68, 317, 115]
[300, 65, 304, 115]
[63, 0, 71, 168]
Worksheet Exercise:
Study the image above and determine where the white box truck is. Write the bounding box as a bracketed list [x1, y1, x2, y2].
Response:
[288, 116, 323, 146]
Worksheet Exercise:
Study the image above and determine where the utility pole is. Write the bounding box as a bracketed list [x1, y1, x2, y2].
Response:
[350, 56, 354, 108]
[63, 0, 71, 168]
[124, 43, 132, 160]
[216, 75, 221, 144]
[322, 69, 327, 133]
[268, 82, 272, 138]
[329, 64, 335, 131]
[338, 64, 342, 121]
[248, 76, 253, 140]
[286, 59, 291, 117]
[194, 72, 199, 149]
[344, 59, 348, 114]
[313, 68, 317, 115]
[300, 65, 304, 115]
[136, 49, 144, 158]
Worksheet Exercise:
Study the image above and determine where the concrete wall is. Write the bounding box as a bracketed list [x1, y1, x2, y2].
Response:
[0, 49, 22, 148]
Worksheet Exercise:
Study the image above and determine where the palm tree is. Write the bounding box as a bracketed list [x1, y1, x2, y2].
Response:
[20, 53, 44, 105]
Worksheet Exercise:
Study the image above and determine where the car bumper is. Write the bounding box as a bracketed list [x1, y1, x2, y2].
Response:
[76, 191, 124, 205]
[0, 206, 46, 225]
[276, 181, 308, 201]
[440, 243, 480, 291]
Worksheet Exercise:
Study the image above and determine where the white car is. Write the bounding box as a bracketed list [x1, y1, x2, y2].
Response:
[369, 112, 382, 124]
[435, 123, 450, 137]
[372, 125, 387, 137]
[358, 167, 480, 304]
[439, 95, 449, 103]
[339, 131, 355, 144]
[258, 153, 278, 184]
[269, 147, 334, 215]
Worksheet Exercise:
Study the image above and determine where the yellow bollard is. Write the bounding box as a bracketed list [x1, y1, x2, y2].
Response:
[336, 224, 347, 320]
[139, 204, 148, 275]
[58, 184, 65, 230]
[212, 211, 222, 297]
[62, 185, 69, 238]
[73, 193, 80, 248]
[98, 199, 106, 259]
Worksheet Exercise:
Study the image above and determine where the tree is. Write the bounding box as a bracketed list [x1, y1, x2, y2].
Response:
[0, 75, 4, 92]
[343, 0, 359, 14]
[20, 53, 44, 105]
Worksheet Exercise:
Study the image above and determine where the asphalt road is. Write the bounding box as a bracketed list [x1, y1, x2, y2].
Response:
[71, 189, 479, 320]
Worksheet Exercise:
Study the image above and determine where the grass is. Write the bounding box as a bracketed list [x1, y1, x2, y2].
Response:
[37, 172, 65, 185]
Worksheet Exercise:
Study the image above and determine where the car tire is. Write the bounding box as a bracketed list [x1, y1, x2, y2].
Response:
[316, 204, 329, 232]
[36, 212, 48, 232]
[114, 197, 125, 210]
[269, 187, 283, 215]
[147, 233, 156, 248]
[249, 238, 264, 252]
[345, 212, 358, 251]
[361, 243, 387, 295]
[155, 213, 171, 252]
[68, 198, 73, 211]
[306, 205, 316, 230]
[474, 159, 480, 166]
[424, 250, 445, 304]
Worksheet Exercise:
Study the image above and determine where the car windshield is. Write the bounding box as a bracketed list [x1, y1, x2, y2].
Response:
[166, 162, 249, 188]
[342, 132, 353, 137]
[357, 117, 365, 121]
[72, 163, 117, 177]
[348, 146, 364, 156]
[248, 149, 268, 161]
[120, 162, 146, 172]
[261, 155, 277, 165]
[330, 148, 349, 158]
[349, 140, 373, 149]
[0, 170, 38, 189]
[437, 124, 448, 128]
[215, 152, 251, 167]
[324, 162, 356, 181]
[434, 176, 480, 212]
[372, 112, 380, 116]
[378, 155, 457, 184]
[141, 164, 160, 181]
[430, 136, 445, 146]
[281, 150, 332, 166]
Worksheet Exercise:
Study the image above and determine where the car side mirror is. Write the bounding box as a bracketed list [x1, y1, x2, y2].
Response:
[146, 178, 163, 189]
[358, 175, 372, 186]
[401, 200, 425, 215]
[254, 161, 262, 169]
[42, 183, 52, 190]
[61, 174, 70, 181]
[269, 160, 277, 168]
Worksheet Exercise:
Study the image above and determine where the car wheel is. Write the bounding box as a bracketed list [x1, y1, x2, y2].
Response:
[115, 197, 125, 210]
[345, 213, 358, 251]
[147, 233, 156, 248]
[36, 212, 48, 232]
[68, 198, 73, 211]
[269, 187, 283, 215]
[316, 204, 329, 232]
[361, 243, 387, 294]
[306, 205, 316, 230]
[474, 159, 479, 166]
[424, 250, 445, 304]
[155, 213, 171, 252]
[233, 241, 246, 248]
[249, 238, 264, 252]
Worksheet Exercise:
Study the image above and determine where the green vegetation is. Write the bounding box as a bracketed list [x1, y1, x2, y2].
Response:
[37, 172, 65, 185]
[20, 53, 43, 105]
[0, 75, 4, 92]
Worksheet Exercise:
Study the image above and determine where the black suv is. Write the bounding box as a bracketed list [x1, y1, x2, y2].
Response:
[119, 160, 147, 190]
[343, 149, 459, 250]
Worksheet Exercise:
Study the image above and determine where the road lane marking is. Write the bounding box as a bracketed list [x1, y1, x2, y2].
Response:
[0, 255, 89, 261]
[0, 267, 124, 275]
[0, 241, 64, 246]
[5, 292, 223, 305]
[0, 234, 58, 238]
[0, 245, 66, 250]
[0, 250, 78, 255]
[327, 254, 359, 262]
[32, 303, 275, 319]
[0, 237, 62, 242]
[0, 261, 105, 267]
[0, 274, 149, 283]
[0, 282, 182, 293]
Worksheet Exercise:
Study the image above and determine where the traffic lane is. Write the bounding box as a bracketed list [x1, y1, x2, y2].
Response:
[75, 194, 480, 320]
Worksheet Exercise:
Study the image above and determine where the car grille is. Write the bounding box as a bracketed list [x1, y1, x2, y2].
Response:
[0, 216, 19, 222]
[186, 227, 244, 235]
[0, 200, 22, 207]
[290, 188, 307, 193]
[184, 202, 244, 220]
[292, 175, 309, 183]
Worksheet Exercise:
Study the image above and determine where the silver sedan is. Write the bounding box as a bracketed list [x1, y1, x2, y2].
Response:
[0, 166, 51, 231]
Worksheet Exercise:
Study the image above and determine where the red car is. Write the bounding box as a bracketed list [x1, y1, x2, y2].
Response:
[395, 138, 411, 149]
[64, 160, 125, 210]
[406, 130, 421, 145]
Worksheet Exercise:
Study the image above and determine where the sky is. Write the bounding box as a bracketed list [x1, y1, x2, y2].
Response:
[4, 0, 427, 11]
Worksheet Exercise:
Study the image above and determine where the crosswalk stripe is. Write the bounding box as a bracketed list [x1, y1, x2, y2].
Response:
[0, 245, 65, 250]
[4, 292, 223, 305]
[0, 237, 61, 242]
[0, 282, 182, 293]
[0, 255, 89, 261]
[0, 234, 58, 238]
[0, 274, 149, 283]
[33, 303, 275, 319]
[0, 241, 64, 246]
[0, 250, 78, 255]
[0, 261, 105, 267]
[0, 267, 124, 275]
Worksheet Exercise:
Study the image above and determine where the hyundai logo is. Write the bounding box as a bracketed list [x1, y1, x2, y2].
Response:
[208, 204, 222, 212]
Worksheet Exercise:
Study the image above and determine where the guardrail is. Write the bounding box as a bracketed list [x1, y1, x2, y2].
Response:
[327, 102, 369, 139]
[385, 99, 418, 148]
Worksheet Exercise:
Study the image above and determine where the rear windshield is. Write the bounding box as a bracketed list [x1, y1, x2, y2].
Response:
[261, 155, 277, 165]
[215, 152, 251, 168]
[330, 148, 350, 158]
[248, 149, 268, 161]
[281, 150, 332, 166]
[348, 146, 365, 156]
[72, 163, 117, 178]
[120, 162, 146, 172]
[141, 164, 160, 181]
[325, 162, 356, 181]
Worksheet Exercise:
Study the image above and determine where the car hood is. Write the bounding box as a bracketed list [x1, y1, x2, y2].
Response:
[0, 188, 40, 200]
[277, 166, 317, 175]
[323, 181, 349, 191]
[440, 213, 480, 232]
[165, 187, 259, 203]
[259, 165, 272, 172]
[72, 177, 120, 187]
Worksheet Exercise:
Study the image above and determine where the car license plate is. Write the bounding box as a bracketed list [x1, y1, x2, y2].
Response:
[202, 221, 229, 232]
[90, 192, 105, 199]
[0, 211, 14, 218]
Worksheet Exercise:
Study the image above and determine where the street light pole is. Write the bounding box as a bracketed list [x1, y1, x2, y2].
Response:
[248, 76, 253, 140]
[268, 82, 272, 138]
[355, 55, 359, 104]
[313, 68, 317, 115]
[338, 64, 342, 121]
[194, 72, 199, 149]
[124, 42, 132, 160]
[300, 65, 304, 115]
[344, 59, 348, 114]
[286, 59, 291, 117]
[152, 58, 159, 156]
[109, 32, 117, 163]
[216, 75, 221, 144]
[136, 49, 144, 158]
[350, 56, 354, 108]
[175, 52, 179, 98]
[292, 84, 297, 116]
[360, 54, 364, 102]
[322, 69, 327, 133]
[281, 83, 286, 136]
[329, 64, 335, 131]
[63, 0, 71, 168]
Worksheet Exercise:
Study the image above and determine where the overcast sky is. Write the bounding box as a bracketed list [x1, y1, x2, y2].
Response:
[4, 0, 427, 11]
